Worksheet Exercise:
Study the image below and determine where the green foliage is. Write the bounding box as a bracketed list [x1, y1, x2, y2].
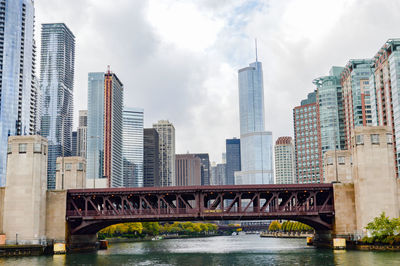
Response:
[274, 221, 313, 233]
[361, 212, 400, 245]
[99, 221, 218, 239]
[268, 221, 282, 231]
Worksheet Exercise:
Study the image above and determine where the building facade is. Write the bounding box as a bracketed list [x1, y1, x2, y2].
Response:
[175, 154, 202, 186]
[40, 23, 75, 189]
[87, 71, 123, 188]
[77, 110, 87, 158]
[313, 67, 345, 154]
[293, 91, 323, 183]
[193, 153, 210, 185]
[122, 107, 144, 187]
[225, 138, 241, 185]
[215, 163, 226, 186]
[71, 131, 77, 156]
[143, 128, 159, 187]
[341, 60, 374, 149]
[153, 120, 175, 186]
[0, 0, 37, 186]
[369, 39, 400, 176]
[274, 136, 295, 184]
[237, 60, 273, 184]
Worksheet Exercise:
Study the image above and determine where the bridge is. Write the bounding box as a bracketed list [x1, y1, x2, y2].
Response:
[67, 184, 333, 235]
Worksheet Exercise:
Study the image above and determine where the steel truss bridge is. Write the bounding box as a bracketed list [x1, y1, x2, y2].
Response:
[66, 184, 334, 234]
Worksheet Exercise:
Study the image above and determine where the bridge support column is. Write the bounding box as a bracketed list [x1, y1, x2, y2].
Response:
[68, 234, 98, 252]
[313, 230, 333, 248]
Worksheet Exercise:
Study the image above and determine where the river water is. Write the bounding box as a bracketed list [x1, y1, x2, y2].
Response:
[1, 234, 400, 265]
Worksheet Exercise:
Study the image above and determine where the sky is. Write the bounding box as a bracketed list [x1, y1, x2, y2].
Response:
[35, 0, 400, 163]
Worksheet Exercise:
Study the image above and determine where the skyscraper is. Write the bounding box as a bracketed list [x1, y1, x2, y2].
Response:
[341, 59, 374, 149]
[193, 153, 210, 186]
[293, 91, 323, 183]
[313, 67, 345, 155]
[175, 154, 202, 186]
[274, 136, 295, 184]
[237, 60, 273, 184]
[87, 70, 123, 188]
[143, 128, 159, 187]
[369, 39, 400, 176]
[216, 163, 226, 186]
[40, 23, 75, 189]
[225, 138, 241, 185]
[71, 131, 77, 156]
[77, 110, 87, 158]
[122, 107, 144, 187]
[0, 0, 37, 186]
[153, 120, 175, 187]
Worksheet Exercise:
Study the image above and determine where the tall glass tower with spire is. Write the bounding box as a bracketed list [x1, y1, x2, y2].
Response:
[236, 54, 273, 184]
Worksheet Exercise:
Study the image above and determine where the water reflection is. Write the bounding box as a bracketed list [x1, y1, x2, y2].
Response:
[1, 235, 400, 265]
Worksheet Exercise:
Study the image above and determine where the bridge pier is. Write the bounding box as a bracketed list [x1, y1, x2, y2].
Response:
[68, 234, 98, 252]
[313, 230, 333, 248]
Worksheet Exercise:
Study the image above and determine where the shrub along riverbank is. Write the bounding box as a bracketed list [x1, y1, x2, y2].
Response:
[98, 222, 219, 240]
[361, 212, 400, 245]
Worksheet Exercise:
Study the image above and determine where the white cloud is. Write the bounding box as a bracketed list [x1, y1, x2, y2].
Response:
[34, 0, 400, 164]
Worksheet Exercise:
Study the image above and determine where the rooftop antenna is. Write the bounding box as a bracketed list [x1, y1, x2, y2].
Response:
[107, 65, 111, 74]
[255, 38, 258, 62]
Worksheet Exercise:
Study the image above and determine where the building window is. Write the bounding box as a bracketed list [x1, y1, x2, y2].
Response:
[65, 163, 72, 171]
[19, 143, 27, 153]
[43, 144, 47, 155]
[7, 144, 11, 154]
[356, 135, 364, 145]
[77, 163, 84, 171]
[56, 163, 61, 171]
[327, 157, 333, 165]
[371, 134, 379, 144]
[33, 143, 41, 153]
[387, 133, 393, 144]
[338, 156, 345, 165]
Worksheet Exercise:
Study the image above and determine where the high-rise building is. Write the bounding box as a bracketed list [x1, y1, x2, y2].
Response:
[175, 154, 202, 186]
[341, 60, 374, 149]
[143, 128, 159, 187]
[274, 136, 295, 184]
[293, 91, 323, 183]
[237, 60, 273, 184]
[193, 153, 210, 185]
[122, 107, 144, 187]
[87, 70, 123, 188]
[77, 110, 87, 158]
[40, 23, 75, 189]
[216, 163, 226, 186]
[369, 39, 400, 176]
[210, 162, 218, 185]
[313, 67, 345, 156]
[153, 120, 175, 186]
[225, 138, 241, 185]
[0, 0, 37, 186]
[71, 131, 77, 156]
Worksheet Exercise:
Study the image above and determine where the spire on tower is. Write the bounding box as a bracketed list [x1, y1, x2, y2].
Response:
[255, 38, 258, 62]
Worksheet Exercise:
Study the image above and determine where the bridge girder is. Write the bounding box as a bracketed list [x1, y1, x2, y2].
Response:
[66, 184, 334, 234]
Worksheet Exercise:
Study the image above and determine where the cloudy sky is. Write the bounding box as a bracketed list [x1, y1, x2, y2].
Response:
[35, 0, 400, 163]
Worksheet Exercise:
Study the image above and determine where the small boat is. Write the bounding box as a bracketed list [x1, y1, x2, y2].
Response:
[151, 236, 163, 241]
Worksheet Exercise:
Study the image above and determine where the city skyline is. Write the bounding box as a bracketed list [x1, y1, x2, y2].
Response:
[34, 0, 400, 164]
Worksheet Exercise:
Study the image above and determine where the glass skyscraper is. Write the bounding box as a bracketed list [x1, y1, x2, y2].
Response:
[123, 107, 144, 187]
[313, 67, 345, 155]
[40, 23, 75, 189]
[237, 61, 273, 184]
[87, 71, 123, 188]
[153, 120, 175, 187]
[225, 138, 241, 185]
[0, 0, 37, 186]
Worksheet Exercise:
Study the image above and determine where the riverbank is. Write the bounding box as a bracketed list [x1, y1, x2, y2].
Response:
[260, 232, 313, 238]
[0, 244, 52, 257]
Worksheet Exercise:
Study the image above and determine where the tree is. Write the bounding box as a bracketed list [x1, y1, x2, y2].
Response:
[268, 221, 281, 232]
[366, 212, 400, 238]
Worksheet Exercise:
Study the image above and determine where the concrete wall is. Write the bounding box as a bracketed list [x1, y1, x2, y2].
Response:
[352, 127, 399, 233]
[324, 150, 353, 183]
[3, 136, 48, 244]
[332, 183, 357, 236]
[0, 187, 4, 233]
[56, 156, 86, 189]
[46, 190, 67, 242]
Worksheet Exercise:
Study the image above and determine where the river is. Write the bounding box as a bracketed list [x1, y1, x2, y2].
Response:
[1, 234, 400, 265]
